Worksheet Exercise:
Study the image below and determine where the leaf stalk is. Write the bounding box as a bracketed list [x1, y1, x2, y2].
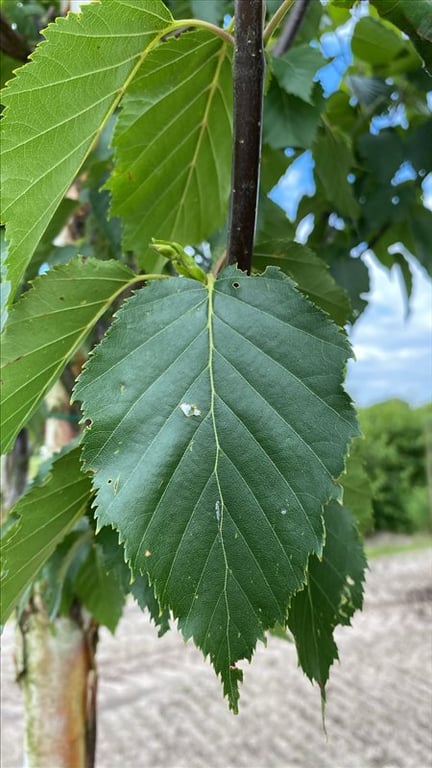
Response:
[263, 0, 295, 43]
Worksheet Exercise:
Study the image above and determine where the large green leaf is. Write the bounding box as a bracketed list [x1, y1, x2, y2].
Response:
[0, 258, 136, 454]
[288, 501, 366, 695]
[74, 267, 358, 711]
[253, 240, 352, 326]
[1, 447, 91, 627]
[107, 30, 232, 258]
[0, 0, 173, 301]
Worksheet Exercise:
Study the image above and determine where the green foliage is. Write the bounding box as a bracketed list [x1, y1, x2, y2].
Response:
[0, 258, 137, 453]
[288, 500, 366, 694]
[370, 0, 432, 71]
[74, 543, 126, 632]
[270, 44, 325, 104]
[357, 400, 432, 533]
[253, 240, 352, 325]
[74, 267, 358, 710]
[340, 444, 374, 536]
[0, 447, 91, 627]
[2, 0, 430, 712]
[0, 0, 173, 302]
[107, 30, 232, 263]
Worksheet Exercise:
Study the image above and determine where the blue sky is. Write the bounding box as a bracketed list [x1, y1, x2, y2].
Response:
[346, 253, 432, 407]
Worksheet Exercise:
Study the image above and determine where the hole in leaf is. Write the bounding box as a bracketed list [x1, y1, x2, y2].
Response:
[232, 282, 240, 289]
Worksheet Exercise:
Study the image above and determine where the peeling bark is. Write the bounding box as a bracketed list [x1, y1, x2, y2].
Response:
[17, 599, 98, 768]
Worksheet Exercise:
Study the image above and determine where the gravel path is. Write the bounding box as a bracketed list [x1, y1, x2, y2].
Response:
[2, 549, 432, 768]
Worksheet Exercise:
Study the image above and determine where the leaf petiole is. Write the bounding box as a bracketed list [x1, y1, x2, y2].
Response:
[263, 0, 295, 44]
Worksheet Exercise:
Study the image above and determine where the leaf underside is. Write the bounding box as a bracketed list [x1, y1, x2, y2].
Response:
[0, 0, 172, 301]
[108, 29, 233, 256]
[75, 267, 358, 711]
[1, 447, 91, 627]
[0, 258, 136, 454]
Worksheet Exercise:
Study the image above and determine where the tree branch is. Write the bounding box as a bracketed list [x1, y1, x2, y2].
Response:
[271, 0, 311, 58]
[227, 0, 265, 272]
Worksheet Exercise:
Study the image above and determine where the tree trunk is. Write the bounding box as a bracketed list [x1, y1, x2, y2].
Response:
[12, 381, 98, 768]
[16, 598, 98, 768]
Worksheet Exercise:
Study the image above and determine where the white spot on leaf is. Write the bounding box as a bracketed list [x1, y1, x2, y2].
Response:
[179, 402, 201, 417]
[215, 500, 221, 523]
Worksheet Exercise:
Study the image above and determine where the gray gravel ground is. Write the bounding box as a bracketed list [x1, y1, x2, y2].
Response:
[2, 548, 432, 768]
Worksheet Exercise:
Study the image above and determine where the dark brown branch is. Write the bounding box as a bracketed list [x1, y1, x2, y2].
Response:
[227, 0, 265, 272]
[0, 13, 31, 62]
[272, 0, 311, 58]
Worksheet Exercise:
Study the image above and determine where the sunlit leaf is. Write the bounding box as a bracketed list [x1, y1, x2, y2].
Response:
[107, 30, 233, 259]
[0, 0, 172, 301]
[0, 258, 136, 454]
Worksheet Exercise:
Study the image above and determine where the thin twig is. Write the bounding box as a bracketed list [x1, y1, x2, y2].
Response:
[271, 0, 311, 58]
[263, 0, 294, 43]
[227, 0, 265, 272]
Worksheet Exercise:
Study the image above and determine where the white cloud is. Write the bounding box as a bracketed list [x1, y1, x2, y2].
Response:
[346, 252, 432, 406]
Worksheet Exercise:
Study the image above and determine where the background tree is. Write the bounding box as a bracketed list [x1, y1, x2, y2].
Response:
[1, 1, 431, 766]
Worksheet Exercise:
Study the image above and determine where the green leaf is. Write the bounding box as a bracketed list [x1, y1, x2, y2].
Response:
[0, 257, 136, 454]
[320, 246, 370, 320]
[190, 0, 231, 25]
[288, 501, 366, 695]
[96, 524, 170, 635]
[0, 447, 91, 627]
[1, 232, 11, 332]
[38, 526, 93, 621]
[0, 0, 173, 302]
[107, 30, 233, 256]
[74, 267, 358, 711]
[253, 240, 352, 325]
[371, 0, 432, 71]
[75, 544, 126, 633]
[271, 44, 325, 105]
[25, 198, 80, 281]
[131, 573, 170, 637]
[346, 75, 393, 107]
[406, 118, 432, 173]
[263, 81, 324, 150]
[260, 146, 289, 194]
[358, 130, 405, 185]
[340, 446, 374, 536]
[314, 127, 359, 220]
[352, 16, 414, 67]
